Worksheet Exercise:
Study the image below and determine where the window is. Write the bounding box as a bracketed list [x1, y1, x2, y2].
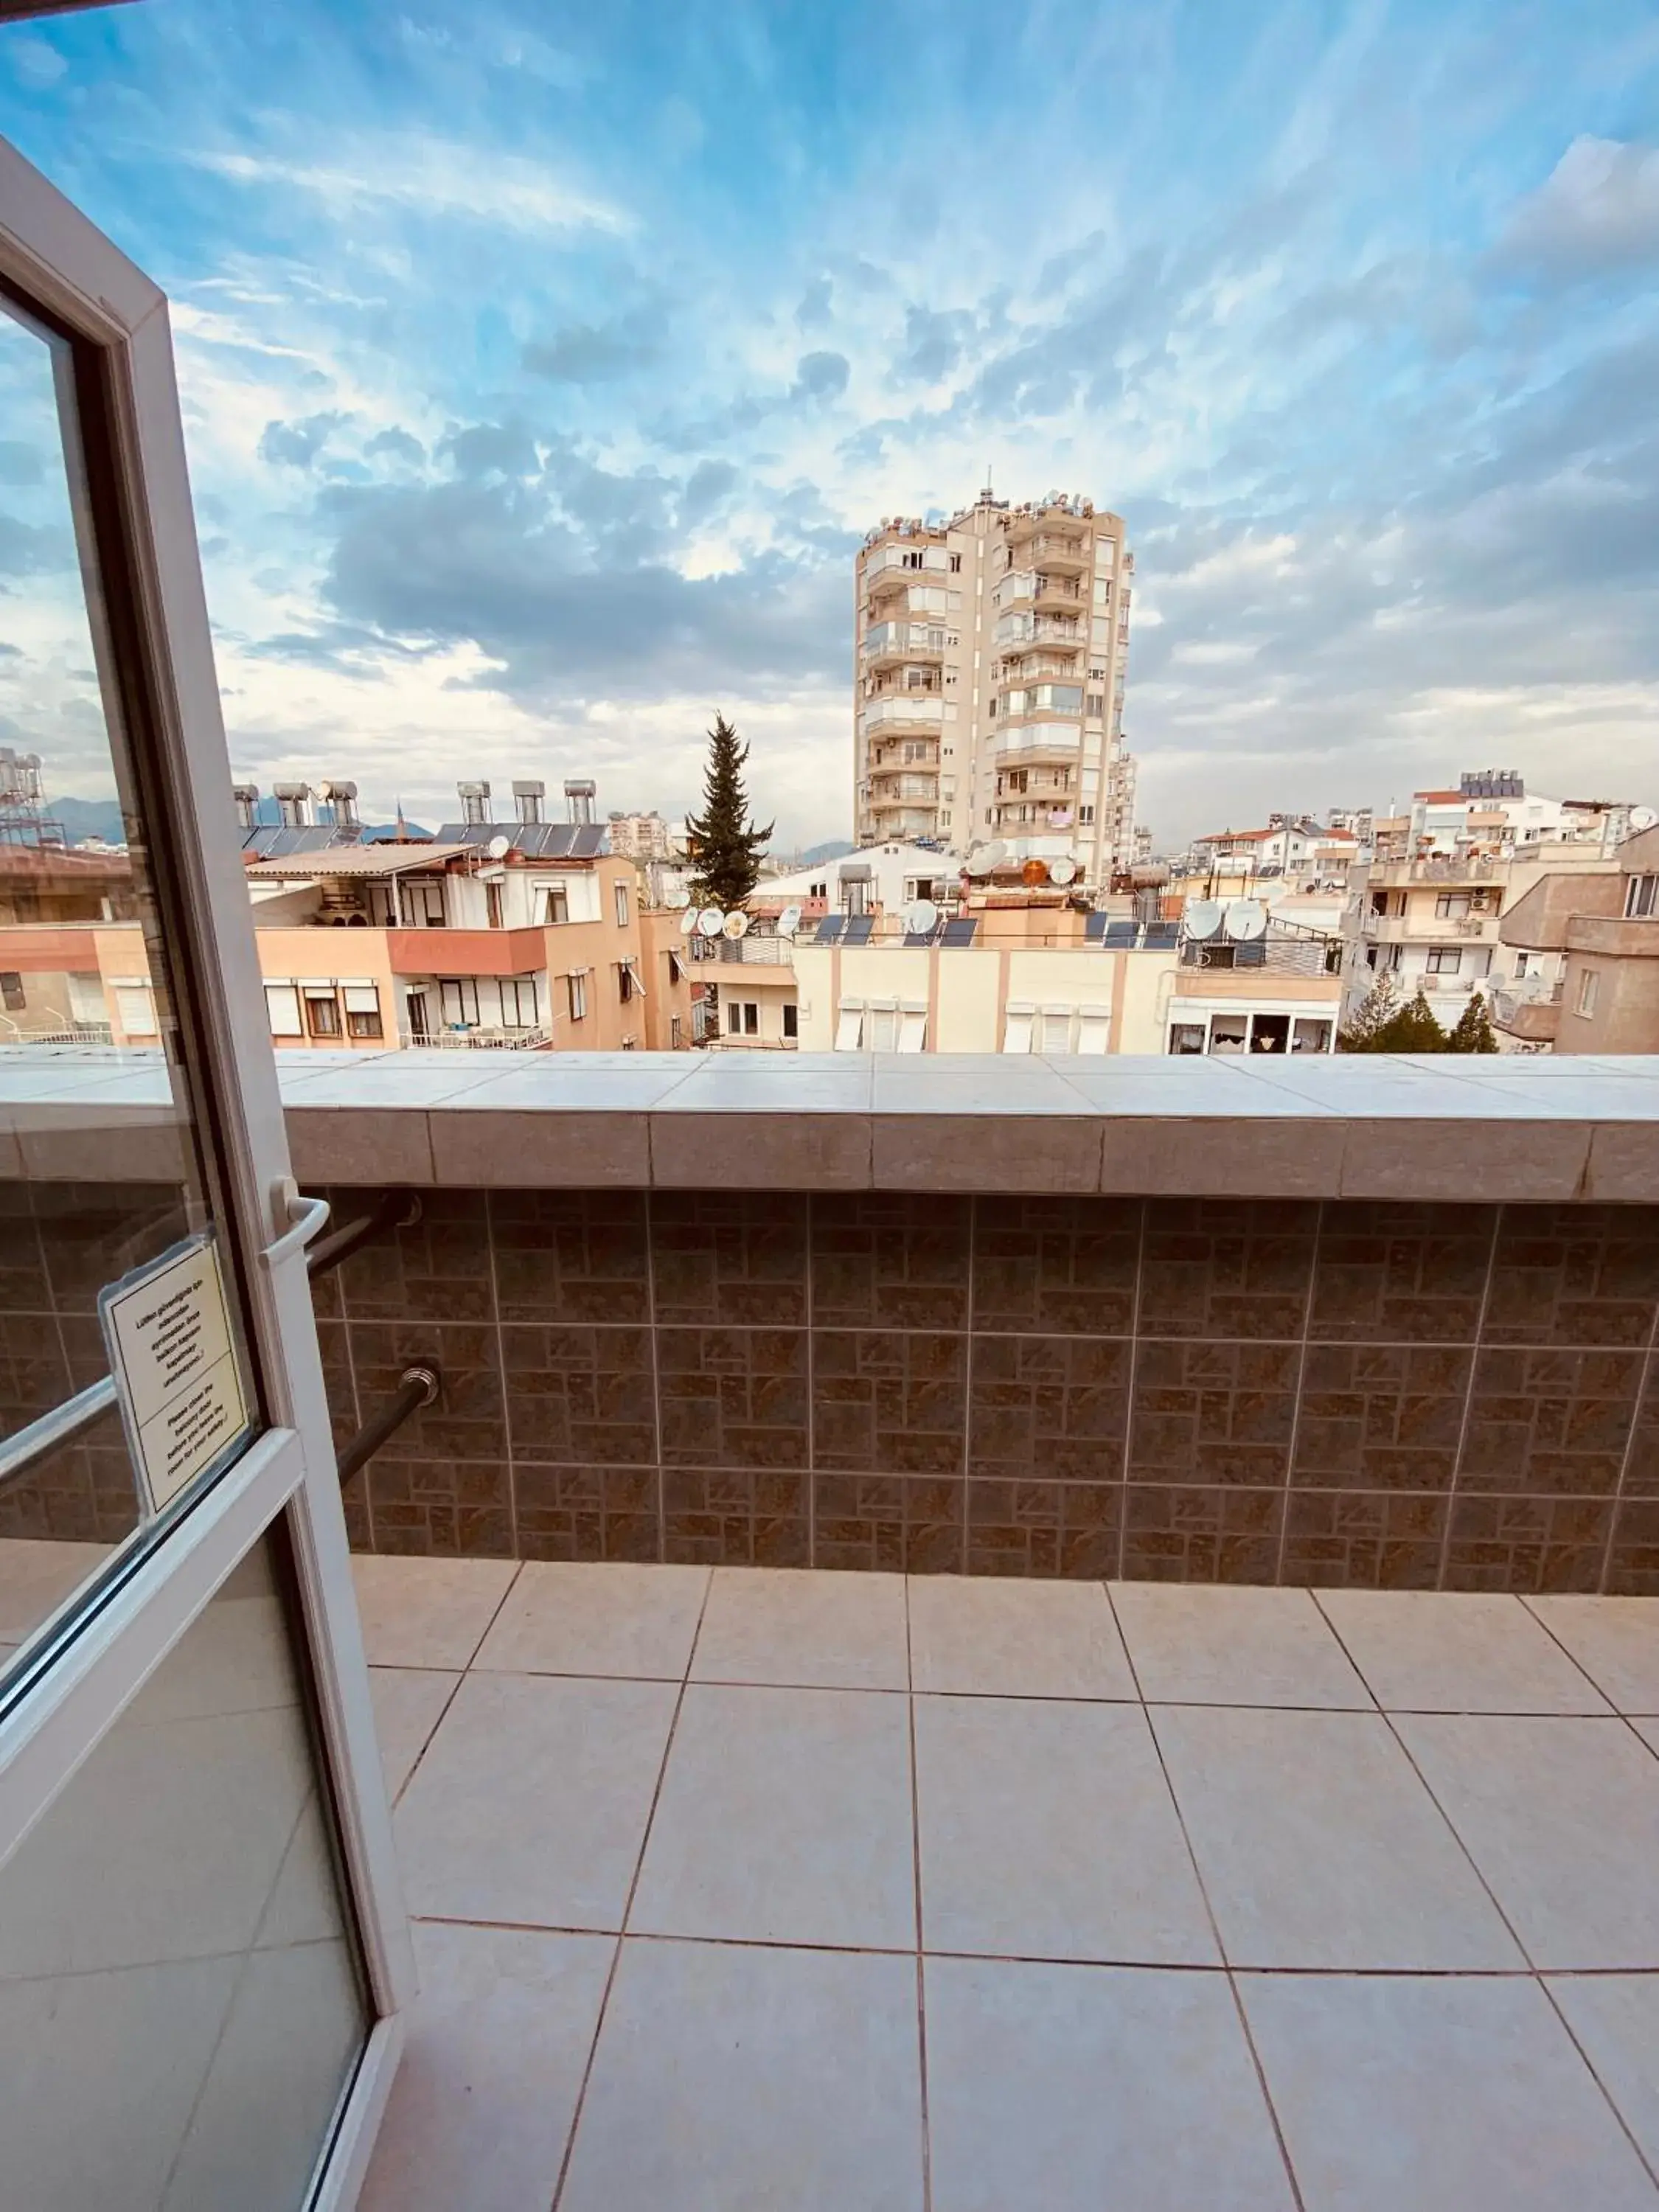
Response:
[619, 962, 634, 1004]
[304, 987, 341, 1037]
[566, 970, 589, 1022]
[0, 971, 23, 1012]
[670, 1014, 683, 1048]
[743, 1001, 758, 1035]
[501, 978, 538, 1028]
[613, 880, 630, 927]
[1434, 892, 1471, 919]
[1426, 947, 1461, 974]
[1514, 953, 1529, 978]
[782, 1002, 798, 1040]
[439, 978, 481, 1027]
[343, 982, 382, 1040]
[668, 950, 684, 984]
[399, 878, 446, 928]
[264, 982, 302, 1037]
[948, 552, 961, 572]
[485, 880, 504, 929]
[1079, 804, 1095, 825]
[538, 883, 570, 925]
[1626, 872, 1659, 919]
[1577, 968, 1600, 1018]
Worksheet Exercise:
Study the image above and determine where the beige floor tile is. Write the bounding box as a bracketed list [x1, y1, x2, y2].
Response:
[1112, 1582, 1370, 1708]
[1241, 1973, 1657, 2212]
[367, 1668, 460, 1801]
[395, 1672, 677, 1929]
[1546, 1975, 1659, 2174]
[1526, 1596, 1659, 1715]
[1316, 1589, 1612, 1714]
[909, 1575, 1135, 1700]
[359, 1922, 613, 2212]
[630, 1683, 915, 1948]
[915, 1696, 1217, 1964]
[350, 1555, 518, 1670]
[1152, 1706, 1522, 1969]
[1635, 1717, 1659, 1759]
[692, 1566, 909, 1689]
[559, 1937, 925, 2212]
[474, 1560, 709, 1680]
[926, 1957, 1294, 2212]
[1395, 1714, 1659, 1968]
[0, 1537, 111, 1646]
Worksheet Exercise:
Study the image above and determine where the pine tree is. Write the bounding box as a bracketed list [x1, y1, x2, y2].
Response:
[1337, 972, 1400, 1052]
[684, 712, 773, 909]
[1447, 992, 1500, 1054]
[1371, 990, 1450, 1054]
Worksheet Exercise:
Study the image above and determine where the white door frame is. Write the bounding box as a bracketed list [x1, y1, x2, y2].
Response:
[0, 136, 414, 2205]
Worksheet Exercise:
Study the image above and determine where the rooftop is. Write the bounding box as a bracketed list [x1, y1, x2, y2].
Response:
[344, 1554, 1659, 2212]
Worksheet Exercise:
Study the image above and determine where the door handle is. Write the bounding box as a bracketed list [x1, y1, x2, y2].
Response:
[261, 1178, 332, 1270]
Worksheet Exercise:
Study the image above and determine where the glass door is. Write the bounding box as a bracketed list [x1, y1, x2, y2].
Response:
[0, 136, 412, 2208]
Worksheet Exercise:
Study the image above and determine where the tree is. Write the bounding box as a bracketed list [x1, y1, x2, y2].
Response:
[1371, 990, 1449, 1054]
[1447, 992, 1499, 1054]
[684, 712, 772, 909]
[1337, 971, 1400, 1052]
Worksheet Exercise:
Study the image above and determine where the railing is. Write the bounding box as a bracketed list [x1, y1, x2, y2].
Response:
[717, 936, 793, 965]
[403, 1025, 552, 1050]
[0, 1023, 115, 1047]
[862, 696, 944, 728]
[1181, 939, 1337, 978]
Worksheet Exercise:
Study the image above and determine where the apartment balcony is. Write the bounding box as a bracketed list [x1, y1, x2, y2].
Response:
[1365, 857, 1504, 888]
[992, 726, 1082, 767]
[386, 925, 549, 977]
[862, 622, 945, 667]
[400, 1022, 552, 1050]
[13, 1048, 1659, 2210]
[1360, 911, 1499, 943]
[1492, 976, 1564, 1044]
[862, 695, 945, 732]
[1025, 529, 1090, 571]
[1033, 572, 1085, 609]
[865, 559, 922, 603]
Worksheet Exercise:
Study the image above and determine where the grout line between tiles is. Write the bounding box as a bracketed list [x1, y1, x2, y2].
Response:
[1271, 1200, 1323, 1585]
[1514, 1596, 1659, 1759]
[1593, 1295, 1659, 1596]
[959, 1197, 976, 1575]
[644, 1193, 667, 1565]
[903, 1575, 934, 2211]
[548, 1554, 714, 2212]
[483, 1189, 517, 1560]
[1115, 1198, 1147, 1580]
[1102, 1582, 1309, 2212]
[807, 1195, 818, 1571]
[1436, 1205, 1503, 1590]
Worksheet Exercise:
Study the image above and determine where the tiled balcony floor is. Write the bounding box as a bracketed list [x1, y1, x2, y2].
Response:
[354, 1560, 1659, 2212]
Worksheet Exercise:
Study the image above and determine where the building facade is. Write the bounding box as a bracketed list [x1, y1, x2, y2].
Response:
[852, 489, 1135, 886]
[1494, 825, 1659, 1052]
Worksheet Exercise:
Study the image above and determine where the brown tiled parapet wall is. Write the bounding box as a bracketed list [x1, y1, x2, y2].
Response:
[310, 1186, 1659, 1596]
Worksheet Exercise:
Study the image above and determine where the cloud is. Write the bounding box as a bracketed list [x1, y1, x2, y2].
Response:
[523, 310, 660, 383]
[257, 411, 346, 468]
[6, 36, 66, 90]
[893, 305, 973, 384]
[364, 426, 425, 466]
[0, 442, 44, 487]
[681, 458, 738, 524]
[795, 276, 832, 331]
[1495, 138, 1659, 282]
[189, 138, 630, 237]
[790, 349, 849, 402]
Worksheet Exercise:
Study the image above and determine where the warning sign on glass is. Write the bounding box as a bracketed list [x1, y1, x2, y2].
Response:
[98, 1231, 252, 1516]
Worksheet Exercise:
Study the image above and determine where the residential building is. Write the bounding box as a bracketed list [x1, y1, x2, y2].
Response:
[1342, 838, 1624, 1034]
[1371, 774, 1641, 863]
[852, 487, 1135, 884]
[606, 808, 675, 863]
[1326, 804, 1374, 845]
[1186, 817, 1359, 886]
[752, 841, 960, 924]
[1493, 824, 1659, 1051]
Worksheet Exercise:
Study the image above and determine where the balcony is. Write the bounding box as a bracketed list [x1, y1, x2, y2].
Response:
[347, 1551, 1659, 2208]
[1025, 529, 1090, 571]
[1033, 572, 1085, 609]
[1492, 976, 1564, 1043]
[862, 695, 945, 731]
[1361, 909, 1499, 943]
[862, 622, 945, 667]
[12, 1047, 1659, 2207]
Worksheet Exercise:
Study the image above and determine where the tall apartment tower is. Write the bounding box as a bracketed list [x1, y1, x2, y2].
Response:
[853, 487, 1134, 884]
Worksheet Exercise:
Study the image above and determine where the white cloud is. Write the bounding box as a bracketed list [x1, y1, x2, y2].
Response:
[189, 139, 631, 237]
[1496, 136, 1659, 278]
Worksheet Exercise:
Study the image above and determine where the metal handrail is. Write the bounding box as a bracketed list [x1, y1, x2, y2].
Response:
[336, 1365, 439, 1485]
[0, 1375, 119, 1496]
[307, 1189, 422, 1280]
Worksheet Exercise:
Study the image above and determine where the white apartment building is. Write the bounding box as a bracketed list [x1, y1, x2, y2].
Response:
[606, 809, 675, 863]
[853, 488, 1135, 886]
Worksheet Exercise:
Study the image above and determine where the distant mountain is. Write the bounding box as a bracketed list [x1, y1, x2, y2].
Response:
[796, 838, 855, 866]
[55, 796, 128, 845]
[361, 820, 433, 842]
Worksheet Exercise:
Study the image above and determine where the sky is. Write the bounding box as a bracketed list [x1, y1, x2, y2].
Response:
[1, 0, 1658, 849]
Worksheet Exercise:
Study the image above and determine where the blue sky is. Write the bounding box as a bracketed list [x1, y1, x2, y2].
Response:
[2, 0, 1658, 846]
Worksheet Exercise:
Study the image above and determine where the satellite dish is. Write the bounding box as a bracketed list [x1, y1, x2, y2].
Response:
[777, 903, 802, 936]
[697, 907, 725, 939]
[665, 886, 692, 910]
[982, 840, 1008, 870]
[1050, 856, 1077, 887]
[1632, 806, 1658, 832]
[723, 910, 751, 939]
[1185, 899, 1222, 941]
[1225, 899, 1267, 942]
[487, 834, 511, 861]
[678, 907, 699, 936]
[904, 898, 939, 937]
[964, 847, 994, 880]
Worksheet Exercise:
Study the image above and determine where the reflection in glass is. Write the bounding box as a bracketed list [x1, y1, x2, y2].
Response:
[0, 1532, 369, 2208]
[0, 300, 255, 1663]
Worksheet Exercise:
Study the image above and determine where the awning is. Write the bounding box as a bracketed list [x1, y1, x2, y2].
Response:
[243, 844, 467, 879]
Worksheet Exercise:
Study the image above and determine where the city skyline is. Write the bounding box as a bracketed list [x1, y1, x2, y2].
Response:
[2, 1, 1658, 848]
